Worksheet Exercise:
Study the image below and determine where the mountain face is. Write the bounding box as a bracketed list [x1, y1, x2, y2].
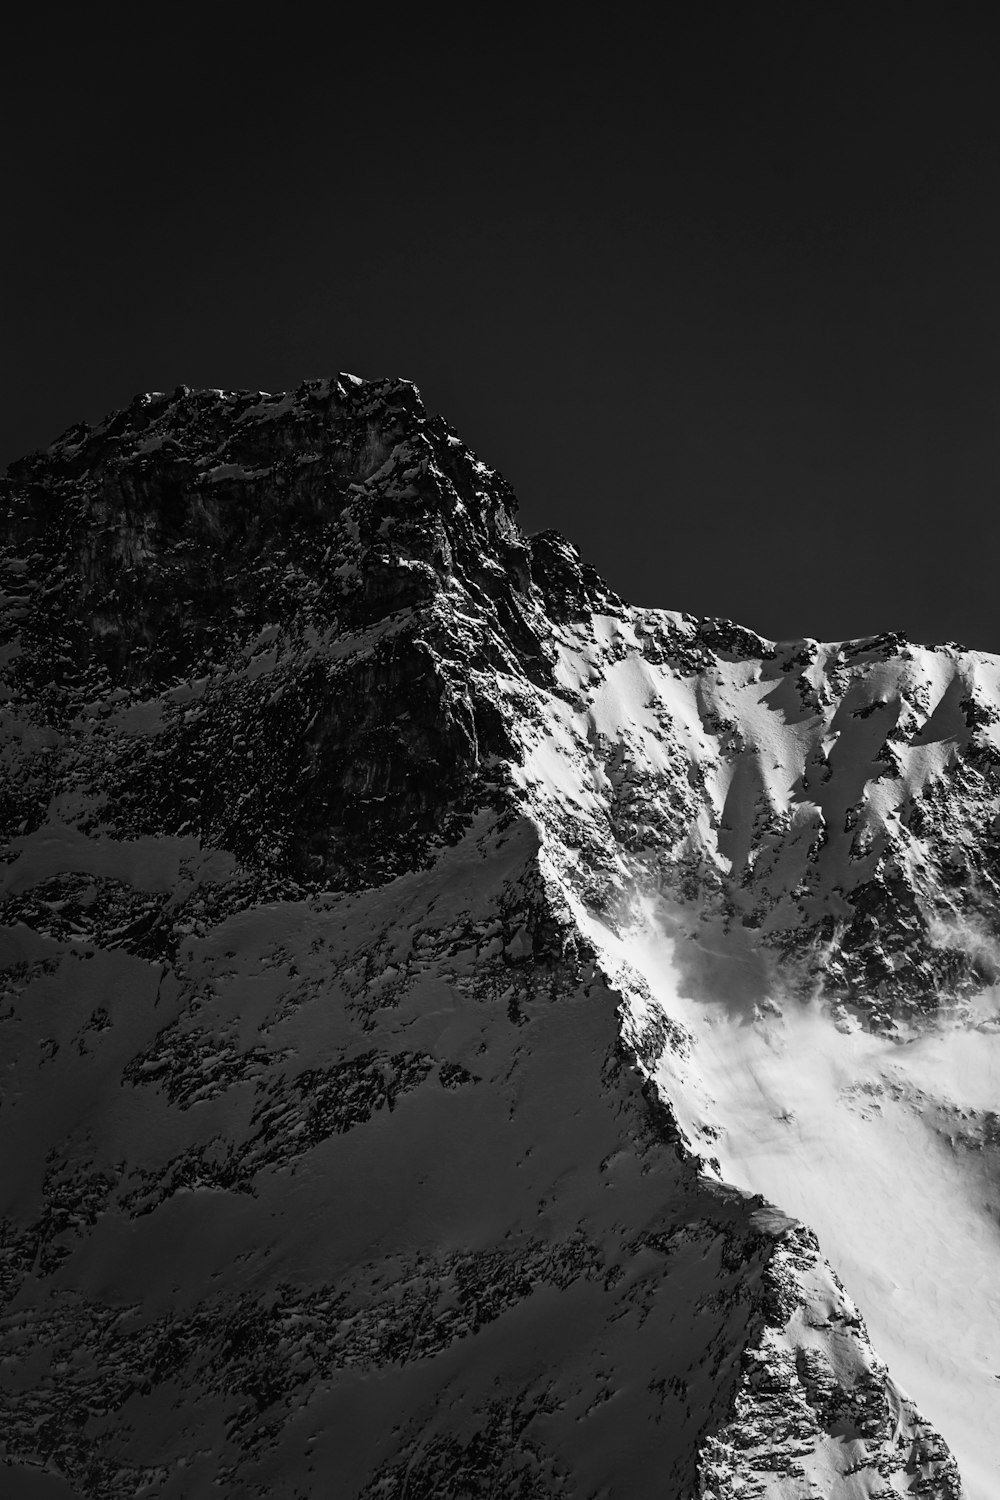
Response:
[1, 376, 996, 1497]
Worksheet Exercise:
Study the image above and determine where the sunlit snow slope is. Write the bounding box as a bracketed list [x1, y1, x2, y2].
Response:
[1, 378, 985, 1497]
[510, 612, 1000, 1498]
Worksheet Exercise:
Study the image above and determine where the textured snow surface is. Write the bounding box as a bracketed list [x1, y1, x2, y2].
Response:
[1, 377, 993, 1495]
[590, 905, 1000, 1499]
[0, 817, 776, 1497]
[517, 618, 1000, 1496]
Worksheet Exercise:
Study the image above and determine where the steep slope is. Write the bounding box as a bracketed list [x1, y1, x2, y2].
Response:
[0, 378, 982, 1497]
[504, 612, 1000, 1496]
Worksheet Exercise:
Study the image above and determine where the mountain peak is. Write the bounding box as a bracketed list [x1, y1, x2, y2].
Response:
[1, 379, 990, 1496]
[28, 374, 422, 469]
[1, 375, 542, 697]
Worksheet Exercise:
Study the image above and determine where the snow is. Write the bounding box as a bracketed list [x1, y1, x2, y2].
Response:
[0, 824, 238, 899]
[0, 813, 773, 1496]
[236, 393, 296, 423]
[576, 897, 1000, 1498]
[503, 612, 1000, 1491]
[1, 1467, 82, 1499]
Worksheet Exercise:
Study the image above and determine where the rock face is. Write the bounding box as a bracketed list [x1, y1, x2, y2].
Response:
[2, 376, 993, 1497]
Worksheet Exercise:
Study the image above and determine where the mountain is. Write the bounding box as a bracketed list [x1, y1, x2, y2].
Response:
[1, 375, 995, 1497]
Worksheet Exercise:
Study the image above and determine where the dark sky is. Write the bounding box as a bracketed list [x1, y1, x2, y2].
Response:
[5, 8, 1000, 650]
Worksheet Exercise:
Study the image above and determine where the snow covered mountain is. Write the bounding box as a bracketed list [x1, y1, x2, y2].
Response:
[2, 376, 995, 1496]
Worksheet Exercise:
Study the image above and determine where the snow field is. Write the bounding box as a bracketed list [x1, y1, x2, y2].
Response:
[594, 900, 1000, 1499]
[514, 615, 1000, 1493]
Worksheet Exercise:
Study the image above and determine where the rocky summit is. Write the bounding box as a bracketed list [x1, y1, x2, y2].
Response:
[2, 376, 997, 1497]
